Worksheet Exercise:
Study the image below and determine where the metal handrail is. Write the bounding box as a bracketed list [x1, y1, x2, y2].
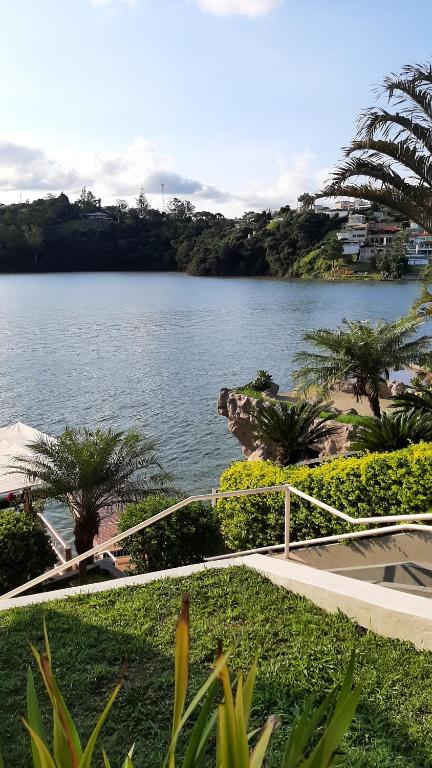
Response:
[3, 483, 432, 600]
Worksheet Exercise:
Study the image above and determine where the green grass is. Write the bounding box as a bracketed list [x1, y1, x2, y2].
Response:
[1, 568, 432, 767]
[233, 386, 265, 399]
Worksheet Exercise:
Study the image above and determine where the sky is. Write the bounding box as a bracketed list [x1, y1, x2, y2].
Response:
[0, 0, 431, 215]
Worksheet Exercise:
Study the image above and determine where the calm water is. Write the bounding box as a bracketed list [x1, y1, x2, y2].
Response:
[0, 273, 421, 538]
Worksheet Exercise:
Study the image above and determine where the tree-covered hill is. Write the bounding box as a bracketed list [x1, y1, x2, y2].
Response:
[0, 188, 341, 276]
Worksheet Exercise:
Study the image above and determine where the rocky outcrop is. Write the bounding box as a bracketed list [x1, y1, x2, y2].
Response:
[217, 388, 353, 462]
[217, 388, 278, 460]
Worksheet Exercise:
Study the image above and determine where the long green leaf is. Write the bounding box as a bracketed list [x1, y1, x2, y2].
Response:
[234, 676, 250, 768]
[169, 594, 190, 768]
[79, 683, 123, 768]
[243, 661, 257, 732]
[218, 661, 239, 768]
[27, 667, 48, 768]
[164, 650, 232, 768]
[250, 716, 279, 768]
[181, 679, 219, 768]
[22, 720, 56, 768]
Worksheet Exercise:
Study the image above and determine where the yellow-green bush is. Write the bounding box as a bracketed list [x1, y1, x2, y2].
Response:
[216, 443, 432, 550]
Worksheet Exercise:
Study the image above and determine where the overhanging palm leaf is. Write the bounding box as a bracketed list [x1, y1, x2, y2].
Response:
[391, 381, 432, 415]
[10, 427, 171, 578]
[293, 317, 431, 417]
[318, 61, 432, 232]
[253, 400, 338, 466]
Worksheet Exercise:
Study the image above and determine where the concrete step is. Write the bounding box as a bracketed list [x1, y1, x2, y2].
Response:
[329, 561, 432, 588]
[377, 582, 432, 599]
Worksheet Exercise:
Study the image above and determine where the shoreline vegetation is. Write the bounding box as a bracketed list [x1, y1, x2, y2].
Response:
[0, 188, 423, 280]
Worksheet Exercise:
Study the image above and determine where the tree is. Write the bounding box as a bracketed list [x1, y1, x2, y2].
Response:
[22, 224, 44, 265]
[351, 411, 432, 453]
[11, 427, 170, 580]
[293, 317, 431, 417]
[413, 263, 432, 317]
[75, 187, 100, 212]
[135, 188, 150, 218]
[253, 400, 338, 465]
[167, 198, 195, 220]
[0, 510, 56, 593]
[321, 237, 344, 269]
[319, 61, 432, 232]
[118, 494, 221, 573]
[376, 229, 408, 279]
[297, 192, 315, 210]
[114, 199, 129, 224]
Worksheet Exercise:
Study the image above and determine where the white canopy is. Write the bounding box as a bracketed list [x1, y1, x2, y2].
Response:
[0, 422, 52, 495]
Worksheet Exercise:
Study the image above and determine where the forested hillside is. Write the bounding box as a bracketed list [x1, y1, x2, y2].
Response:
[0, 189, 340, 276]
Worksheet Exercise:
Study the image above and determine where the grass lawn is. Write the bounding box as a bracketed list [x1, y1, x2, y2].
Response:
[1, 567, 432, 767]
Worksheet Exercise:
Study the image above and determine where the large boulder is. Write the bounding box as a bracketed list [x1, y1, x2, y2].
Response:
[217, 388, 278, 460]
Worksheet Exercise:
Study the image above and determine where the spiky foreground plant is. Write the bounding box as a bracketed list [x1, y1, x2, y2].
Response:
[351, 411, 432, 453]
[1, 597, 361, 767]
[319, 61, 432, 231]
[253, 400, 338, 465]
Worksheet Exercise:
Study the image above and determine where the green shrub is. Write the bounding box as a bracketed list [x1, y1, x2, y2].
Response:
[118, 495, 222, 573]
[216, 443, 432, 550]
[252, 369, 273, 391]
[0, 510, 56, 593]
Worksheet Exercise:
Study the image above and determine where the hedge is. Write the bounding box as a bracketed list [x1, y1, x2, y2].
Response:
[118, 495, 222, 573]
[216, 443, 432, 550]
[0, 510, 56, 593]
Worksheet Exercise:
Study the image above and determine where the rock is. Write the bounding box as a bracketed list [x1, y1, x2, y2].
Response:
[316, 423, 354, 458]
[333, 380, 356, 394]
[263, 382, 279, 396]
[388, 380, 409, 396]
[217, 386, 354, 463]
[342, 408, 358, 415]
[217, 387, 279, 460]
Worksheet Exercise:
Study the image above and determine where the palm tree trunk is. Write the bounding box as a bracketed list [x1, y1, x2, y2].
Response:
[74, 520, 96, 584]
[367, 390, 381, 418]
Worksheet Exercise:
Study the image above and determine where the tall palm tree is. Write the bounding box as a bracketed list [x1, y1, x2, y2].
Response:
[11, 427, 170, 579]
[253, 400, 338, 466]
[293, 317, 431, 418]
[318, 61, 432, 231]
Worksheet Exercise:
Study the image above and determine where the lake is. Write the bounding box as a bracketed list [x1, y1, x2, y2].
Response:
[0, 273, 422, 538]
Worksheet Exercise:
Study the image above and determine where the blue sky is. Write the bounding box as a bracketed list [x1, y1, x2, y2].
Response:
[0, 0, 430, 214]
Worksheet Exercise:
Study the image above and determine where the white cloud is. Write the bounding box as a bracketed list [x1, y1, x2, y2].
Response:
[0, 139, 83, 192]
[194, 0, 281, 17]
[236, 152, 330, 210]
[0, 136, 327, 214]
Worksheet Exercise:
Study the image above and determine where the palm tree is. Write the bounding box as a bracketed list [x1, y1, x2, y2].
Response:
[318, 61, 432, 231]
[293, 317, 431, 418]
[392, 381, 432, 415]
[11, 427, 170, 580]
[413, 263, 432, 317]
[253, 400, 338, 466]
[351, 411, 432, 453]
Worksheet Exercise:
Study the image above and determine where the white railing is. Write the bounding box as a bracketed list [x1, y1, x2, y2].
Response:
[3, 484, 432, 600]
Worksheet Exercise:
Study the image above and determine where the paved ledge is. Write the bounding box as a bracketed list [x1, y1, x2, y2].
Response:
[247, 554, 432, 651]
[2, 554, 432, 651]
[0, 557, 248, 610]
